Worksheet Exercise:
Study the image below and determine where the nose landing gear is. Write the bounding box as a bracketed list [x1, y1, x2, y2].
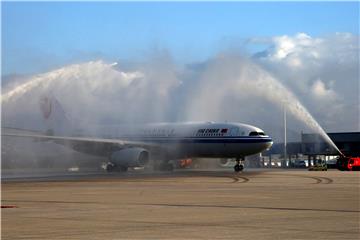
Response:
[234, 157, 245, 172]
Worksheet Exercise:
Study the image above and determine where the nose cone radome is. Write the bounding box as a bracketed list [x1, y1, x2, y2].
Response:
[264, 137, 273, 150]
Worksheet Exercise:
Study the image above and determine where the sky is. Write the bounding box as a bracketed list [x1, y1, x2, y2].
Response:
[2, 1, 359, 75]
[1, 1, 359, 140]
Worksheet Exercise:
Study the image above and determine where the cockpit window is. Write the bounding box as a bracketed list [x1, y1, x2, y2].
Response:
[249, 131, 266, 136]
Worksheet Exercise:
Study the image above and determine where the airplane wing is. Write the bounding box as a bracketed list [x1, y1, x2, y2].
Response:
[2, 132, 159, 157]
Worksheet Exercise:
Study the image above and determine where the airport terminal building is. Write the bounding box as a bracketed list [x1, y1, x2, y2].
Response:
[262, 132, 360, 167]
[301, 132, 360, 157]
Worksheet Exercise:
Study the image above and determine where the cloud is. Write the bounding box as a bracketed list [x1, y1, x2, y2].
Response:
[255, 32, 358, 69]
[267, 33, 322, 68]
[311, 79, 336, 99]
[253, 32, 359, 132]
[2, 33, 359, 143]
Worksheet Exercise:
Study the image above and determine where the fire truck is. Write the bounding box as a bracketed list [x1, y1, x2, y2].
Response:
[336, 156, 360, 171]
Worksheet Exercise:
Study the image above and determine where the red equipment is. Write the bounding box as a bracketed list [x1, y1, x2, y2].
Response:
[337, 156, 360, 171]
[179, 158, 193, 168]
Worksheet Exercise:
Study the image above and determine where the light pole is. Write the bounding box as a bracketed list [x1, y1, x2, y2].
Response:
[283, 101, 287, 168]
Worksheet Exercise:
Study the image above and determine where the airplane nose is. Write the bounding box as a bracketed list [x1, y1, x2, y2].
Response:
[263, 137, 273, 150]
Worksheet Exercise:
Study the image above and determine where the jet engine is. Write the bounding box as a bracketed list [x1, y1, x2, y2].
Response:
[109, 148, 149, 170]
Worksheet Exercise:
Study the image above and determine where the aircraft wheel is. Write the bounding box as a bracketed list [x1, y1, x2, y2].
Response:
[234, 164, 244, 172]
[239, 164, 244, 171]
[106, 162, 116, 172]
[234, 165, 240, 172]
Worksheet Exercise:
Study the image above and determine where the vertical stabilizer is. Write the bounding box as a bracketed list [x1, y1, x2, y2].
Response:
[39, 94, 73, 136]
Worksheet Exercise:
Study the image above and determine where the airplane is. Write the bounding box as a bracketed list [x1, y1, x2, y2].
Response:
[3, 95, 273, 172]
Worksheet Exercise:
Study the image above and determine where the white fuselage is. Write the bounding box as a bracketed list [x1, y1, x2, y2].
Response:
[89, 122, 273, 159]
[39, 95, 273, 160]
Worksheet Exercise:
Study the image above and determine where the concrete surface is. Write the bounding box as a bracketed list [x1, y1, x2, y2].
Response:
[2, 170, 359, 239]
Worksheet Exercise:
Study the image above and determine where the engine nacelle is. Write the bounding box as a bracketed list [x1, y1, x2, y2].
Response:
[110, 148, 149, 168]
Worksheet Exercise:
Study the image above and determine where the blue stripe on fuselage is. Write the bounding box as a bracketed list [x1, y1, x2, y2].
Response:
[120, 136, 273, 144]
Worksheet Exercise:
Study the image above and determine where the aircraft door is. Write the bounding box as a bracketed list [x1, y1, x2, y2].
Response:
[230, 127, 239, 137]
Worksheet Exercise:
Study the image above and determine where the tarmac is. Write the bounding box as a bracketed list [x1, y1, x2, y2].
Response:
[2, 169, 360, 239]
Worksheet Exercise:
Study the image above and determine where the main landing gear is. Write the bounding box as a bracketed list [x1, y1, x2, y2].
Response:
[105, 162, 128, 172]
[234, 158, 244, 172]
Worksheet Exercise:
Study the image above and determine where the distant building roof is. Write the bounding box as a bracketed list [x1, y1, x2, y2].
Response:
[328, 132, 360, 143]
[265, 132, 360, 157]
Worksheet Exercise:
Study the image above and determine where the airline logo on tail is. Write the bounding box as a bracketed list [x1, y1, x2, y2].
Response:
[39, 96, 52, 119]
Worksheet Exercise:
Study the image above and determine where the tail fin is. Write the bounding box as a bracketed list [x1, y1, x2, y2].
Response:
[39, 94, 73, 135]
